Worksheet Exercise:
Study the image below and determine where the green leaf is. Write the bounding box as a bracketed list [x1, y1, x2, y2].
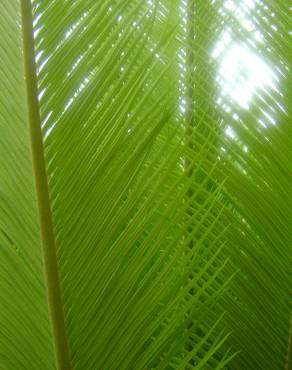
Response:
[0, 0, 290, 369]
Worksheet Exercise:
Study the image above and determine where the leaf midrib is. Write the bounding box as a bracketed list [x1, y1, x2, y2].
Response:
[20, 1, 71, 369]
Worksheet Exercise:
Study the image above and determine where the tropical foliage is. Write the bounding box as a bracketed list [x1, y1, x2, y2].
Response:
[0, 0, 291, 369]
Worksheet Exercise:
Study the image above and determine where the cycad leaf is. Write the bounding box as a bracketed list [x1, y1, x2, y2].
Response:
[0, 1, 232, 369]
[0, 0, 291, 369]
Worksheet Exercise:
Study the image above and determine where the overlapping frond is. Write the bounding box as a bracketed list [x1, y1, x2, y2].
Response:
[0, 0, 291, 369]
[196, 0, 292, 368]
[32, 0, 232, 369]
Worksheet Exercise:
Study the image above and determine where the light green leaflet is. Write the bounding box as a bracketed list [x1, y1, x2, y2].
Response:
[0, 1, 291, 369]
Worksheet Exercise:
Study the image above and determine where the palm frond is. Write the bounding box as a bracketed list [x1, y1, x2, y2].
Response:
[0, 0, 291, 369]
